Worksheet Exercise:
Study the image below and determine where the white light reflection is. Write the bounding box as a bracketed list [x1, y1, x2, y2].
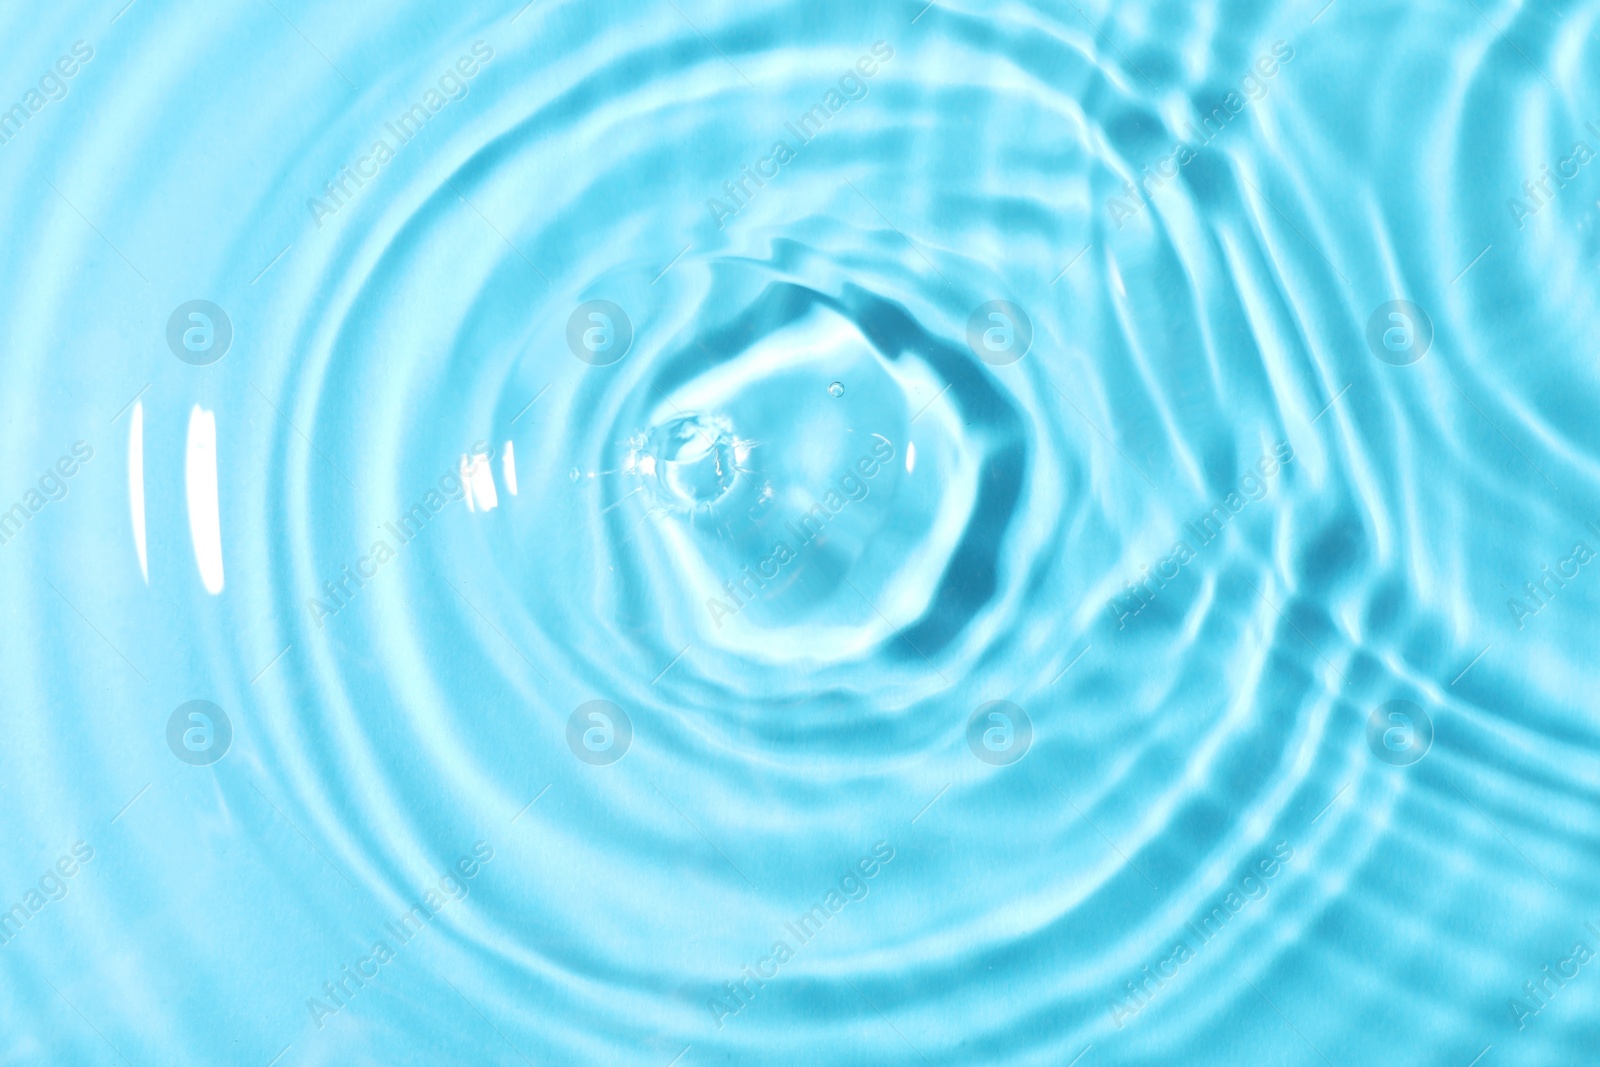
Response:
[466, 452, 498, 512]
[185, 405, 224, 594]
[502, 440, 517, 495]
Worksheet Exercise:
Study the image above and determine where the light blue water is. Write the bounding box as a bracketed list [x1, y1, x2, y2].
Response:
[3, 1, 1599, 1064]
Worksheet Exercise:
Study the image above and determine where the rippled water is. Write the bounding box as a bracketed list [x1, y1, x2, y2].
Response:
[4, 0, 1600, 1064]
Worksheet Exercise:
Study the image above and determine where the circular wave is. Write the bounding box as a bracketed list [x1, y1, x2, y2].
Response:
[4, 0, 1599, 1064]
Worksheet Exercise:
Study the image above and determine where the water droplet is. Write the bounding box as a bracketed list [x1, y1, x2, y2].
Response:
[569, 467, 582, 483]
[635, 413, 741, 509]
[828, 381, 844, 397]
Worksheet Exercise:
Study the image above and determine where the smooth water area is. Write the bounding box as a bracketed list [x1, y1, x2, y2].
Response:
[3, 0, 1600, 1064]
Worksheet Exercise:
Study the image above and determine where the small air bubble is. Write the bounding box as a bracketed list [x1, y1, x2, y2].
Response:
[569, 467, 582, 483]
[828, 381, 844, 397]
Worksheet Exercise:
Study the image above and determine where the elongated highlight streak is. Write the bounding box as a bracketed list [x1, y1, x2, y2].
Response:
[186, 405, 224, 594]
